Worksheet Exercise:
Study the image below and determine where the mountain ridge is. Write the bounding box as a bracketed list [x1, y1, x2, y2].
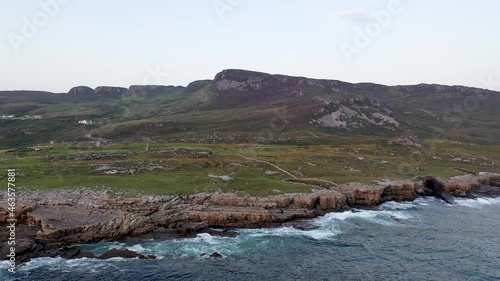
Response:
[1, 69, 497, 96]
[0, 69, 499, 147]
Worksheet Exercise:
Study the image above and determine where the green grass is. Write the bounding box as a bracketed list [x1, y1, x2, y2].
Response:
[0, 137, 498, 196]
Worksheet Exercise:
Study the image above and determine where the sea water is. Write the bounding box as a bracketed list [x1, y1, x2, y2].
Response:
[2, 197, 499, 281]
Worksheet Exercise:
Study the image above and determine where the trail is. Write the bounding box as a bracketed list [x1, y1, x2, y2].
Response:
[236, 154, 297, 179]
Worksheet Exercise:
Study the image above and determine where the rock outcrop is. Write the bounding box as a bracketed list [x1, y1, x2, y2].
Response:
[184, 80, 212, 93]
[94, 86, 128, 96]
[98, 248, 155, 260]
[1, 173, 499, 262]
[68, 86, 94, 95]
[60, 248, 155, 260]
[127, 85, 179, 99]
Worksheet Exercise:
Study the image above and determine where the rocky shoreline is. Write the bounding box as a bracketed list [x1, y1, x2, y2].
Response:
[1, 172, 499, 263]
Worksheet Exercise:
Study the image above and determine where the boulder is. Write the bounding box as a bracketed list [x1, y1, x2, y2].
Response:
[209, 252, 223, 259]
[200, 252, 223, 259]
[61, 248, 81, 259]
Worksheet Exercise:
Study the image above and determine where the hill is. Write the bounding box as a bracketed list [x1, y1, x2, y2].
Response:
[0, 69, 499, 148]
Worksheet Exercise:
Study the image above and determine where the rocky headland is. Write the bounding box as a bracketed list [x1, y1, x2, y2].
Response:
[1, 172, 499, 263]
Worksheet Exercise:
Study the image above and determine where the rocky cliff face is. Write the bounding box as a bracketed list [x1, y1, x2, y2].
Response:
[1, 173, 499, 263]
[67, 86, 128, 97]
[184, 80, 212, 94]
[94, 86, 128, 97]
[393, 84, 492, 97]
[207, 69, 405, 131]
[68, 86, 95, 95]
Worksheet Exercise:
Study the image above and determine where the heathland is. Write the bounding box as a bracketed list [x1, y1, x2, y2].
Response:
[1, 69, 499, 195]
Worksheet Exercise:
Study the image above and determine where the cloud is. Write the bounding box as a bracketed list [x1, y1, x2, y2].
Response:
[332, 10, 371, 24]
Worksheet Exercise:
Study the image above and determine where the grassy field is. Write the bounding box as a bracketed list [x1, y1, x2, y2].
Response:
[1, 136, 498, 196]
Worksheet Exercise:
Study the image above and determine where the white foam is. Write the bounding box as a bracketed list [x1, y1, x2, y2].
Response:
[322, 210, 378, 221]
[240, 207, 413, 241]
[454, 197, 500, 208]
[316, 207, 413, 228]
[380, 201, 416, 211]
[18, 257, 113, 272]
[0, 260, 11, 270]
[5, 201, 427, 273]
[241, 226, 340, 240]
[126, 244, 149, 254]
[381, 197, 432, 210]
[190, 232, 228, 244]
[142, 233, 246, 258]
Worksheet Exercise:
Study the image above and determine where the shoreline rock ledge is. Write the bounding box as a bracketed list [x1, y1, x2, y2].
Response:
[1, 172, 499, 262]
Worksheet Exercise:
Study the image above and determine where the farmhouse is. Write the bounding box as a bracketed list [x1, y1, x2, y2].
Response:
[78, 120, 94, 125]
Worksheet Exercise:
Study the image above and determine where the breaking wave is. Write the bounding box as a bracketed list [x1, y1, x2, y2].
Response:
[453, 197, 500, 208]
[3, 198, 447, 275]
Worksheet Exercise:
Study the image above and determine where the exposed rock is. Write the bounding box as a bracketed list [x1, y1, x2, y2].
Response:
[471, 172, 500, 197]
[393, 84, 493, 97]
[60, 248, 81, 259]
[204, 229, 238, 238]
[127, 85, 175, 99]
[209, 252, 223, 259]
[184, 80, 212, 93]
[0, 238, 34, 260]
[94, 86, 128, 96]
[389, 135, 422, 148]
[73, 251, 98, 259]
[0, 201, 35, 223]
[490, 180, 500, 187]
[315, 105, 399, 130]
[291, 194, 319, 209]
[31, 243, 44, 253]
[68, 86, 94, 95]
[1, 172, 499, 262]
[381, 182, 417, 202]
[27, 205, 152, 244]
[99, 248, 154, 260]
[340, 184, 384, 206]
[414, 182, 433, 196]
[200, 252, 223, 259]
[316, 191, 347, 211]
[60, 247, 155, 260]
[423, 176, 453, 203]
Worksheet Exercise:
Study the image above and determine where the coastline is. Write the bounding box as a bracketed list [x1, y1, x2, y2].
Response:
[1, 172, 499, 263]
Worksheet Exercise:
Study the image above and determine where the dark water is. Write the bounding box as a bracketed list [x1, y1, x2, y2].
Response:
[2, 197, 500, 281]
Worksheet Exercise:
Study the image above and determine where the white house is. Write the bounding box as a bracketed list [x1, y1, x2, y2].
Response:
[78, 120, 94, 125]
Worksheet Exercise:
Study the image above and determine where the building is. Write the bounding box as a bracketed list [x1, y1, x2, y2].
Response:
[23, 115, 43, 120]
[78, 120, 94, 125]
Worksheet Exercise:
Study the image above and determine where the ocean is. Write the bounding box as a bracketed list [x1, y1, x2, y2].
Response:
[2, 197, 499, 281]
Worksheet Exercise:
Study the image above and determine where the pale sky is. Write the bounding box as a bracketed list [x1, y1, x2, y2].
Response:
[1, 0, 499, 92]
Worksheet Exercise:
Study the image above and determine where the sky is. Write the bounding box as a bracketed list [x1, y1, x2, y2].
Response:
[1, 0, 499, 92]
